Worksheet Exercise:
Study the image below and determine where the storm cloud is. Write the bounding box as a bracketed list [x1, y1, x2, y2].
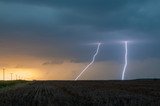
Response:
[0, 0, 160, 80]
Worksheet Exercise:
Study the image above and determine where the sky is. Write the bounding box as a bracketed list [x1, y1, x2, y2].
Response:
[0, 0, 160, 80]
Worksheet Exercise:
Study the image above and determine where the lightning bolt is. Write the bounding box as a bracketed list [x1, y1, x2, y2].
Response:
[122, 41, 128, 80]
[75, 43, 101, 80]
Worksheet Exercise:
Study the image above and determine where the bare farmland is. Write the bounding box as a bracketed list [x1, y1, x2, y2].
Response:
[0, 80, 160, 106]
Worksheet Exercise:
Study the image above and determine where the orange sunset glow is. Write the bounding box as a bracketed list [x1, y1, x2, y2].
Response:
[0, 55, 87, 80]
[0, 68, 40, 80]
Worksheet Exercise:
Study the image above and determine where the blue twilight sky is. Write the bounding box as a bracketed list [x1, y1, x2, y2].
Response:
[0, 0, 160, 80]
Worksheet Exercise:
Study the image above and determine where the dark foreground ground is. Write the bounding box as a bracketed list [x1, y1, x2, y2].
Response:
[0, 80, 160, 106]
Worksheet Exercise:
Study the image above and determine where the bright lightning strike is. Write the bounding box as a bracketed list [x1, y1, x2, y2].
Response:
[122, 41, 128, 80]
[75, 43, 101, 80]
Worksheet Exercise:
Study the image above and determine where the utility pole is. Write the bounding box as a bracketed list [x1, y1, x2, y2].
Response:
[10, 73, 13, 81]
[16, 75, 17, 80]
[3, 68, 5, 81]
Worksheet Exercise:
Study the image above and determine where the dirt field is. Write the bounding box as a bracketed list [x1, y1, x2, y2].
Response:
[0, 80, 160, 106]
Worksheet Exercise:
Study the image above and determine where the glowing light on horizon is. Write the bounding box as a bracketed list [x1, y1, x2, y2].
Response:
[75, 43, 101, 80]
[122, 41, 128, 80]
[0, 68, 40, 80]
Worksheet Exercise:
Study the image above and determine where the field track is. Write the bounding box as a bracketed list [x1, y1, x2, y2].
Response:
[0, 80, 160, 106]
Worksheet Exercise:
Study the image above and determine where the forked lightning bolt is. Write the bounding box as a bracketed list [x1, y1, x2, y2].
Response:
[75, 43, 101, 80]
[122, 41, 128, 80]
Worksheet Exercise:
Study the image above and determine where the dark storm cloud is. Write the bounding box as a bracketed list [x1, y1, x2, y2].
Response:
[42, 59, 64, 66]
[0, 0, 160, 62]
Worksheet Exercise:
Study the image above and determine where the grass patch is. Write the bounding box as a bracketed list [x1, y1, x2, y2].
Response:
[0, 80, 28, 89]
